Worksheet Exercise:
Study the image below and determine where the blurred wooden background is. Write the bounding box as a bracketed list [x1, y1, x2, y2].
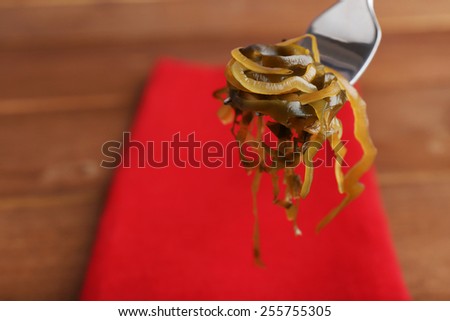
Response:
[0, 0, 449, 300]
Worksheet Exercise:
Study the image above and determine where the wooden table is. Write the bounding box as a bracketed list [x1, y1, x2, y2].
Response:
[0, 0, 449, 300]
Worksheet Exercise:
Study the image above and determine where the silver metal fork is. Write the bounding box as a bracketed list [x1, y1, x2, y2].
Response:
[304, 0, 382, 84]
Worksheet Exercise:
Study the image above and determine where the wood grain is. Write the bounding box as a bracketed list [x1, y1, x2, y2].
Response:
[1, 0, 450, 50]
[0, 189, 103, 300]
[380, 181, 450, 300]
[0, 0, 449, 300]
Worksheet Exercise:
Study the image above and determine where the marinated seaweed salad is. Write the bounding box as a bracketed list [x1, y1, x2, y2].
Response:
[214, 34, 377, 265]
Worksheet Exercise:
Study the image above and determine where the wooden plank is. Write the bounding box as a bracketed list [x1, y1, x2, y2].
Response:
[0, 107, 130, 196]
[362, 31, 450, 91]
[380, 181, 450, 300]
[0, 189, 103, 300]
[0, 93, 131, 115]
[0, 0, 333, 49]
[1, 32, 449, 101]
[0, 39, 234, 99]
[365, 85, 450, 173]
[1, 0, 450, 50]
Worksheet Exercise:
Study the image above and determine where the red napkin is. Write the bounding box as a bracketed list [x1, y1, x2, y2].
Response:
[81, 58, 409, 300]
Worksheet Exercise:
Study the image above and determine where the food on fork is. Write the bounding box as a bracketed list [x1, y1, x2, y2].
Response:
[214, 34, 377, 265]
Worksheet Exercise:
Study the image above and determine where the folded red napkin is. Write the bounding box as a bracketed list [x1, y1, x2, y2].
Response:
[81, 58, 409, 300]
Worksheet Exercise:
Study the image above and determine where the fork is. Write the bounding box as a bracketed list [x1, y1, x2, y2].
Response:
[304, 0, 382, 84]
